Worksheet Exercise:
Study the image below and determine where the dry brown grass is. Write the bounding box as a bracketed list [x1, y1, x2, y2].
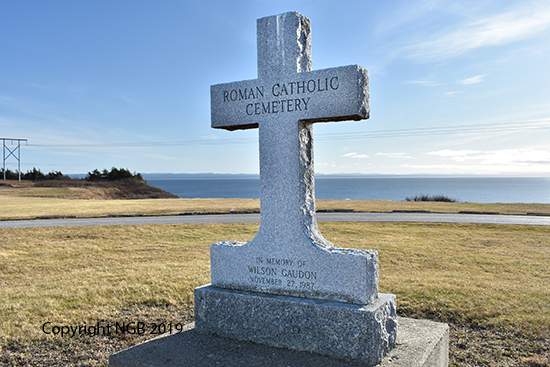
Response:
[318, 199, 550, 216]
[1, 222, 549, 366]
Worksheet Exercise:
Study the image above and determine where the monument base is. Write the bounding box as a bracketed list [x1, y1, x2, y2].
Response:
[194, 284, 397, 366]
[109, 317, 448, 367]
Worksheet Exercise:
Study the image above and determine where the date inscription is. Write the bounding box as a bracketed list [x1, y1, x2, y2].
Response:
[247, 256, 318, 290]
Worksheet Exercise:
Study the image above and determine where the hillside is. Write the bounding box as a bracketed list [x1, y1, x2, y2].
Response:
[0, 179, 179, 200]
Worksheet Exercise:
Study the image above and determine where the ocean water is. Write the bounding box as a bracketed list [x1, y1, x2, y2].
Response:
[146, 177, 550, 204]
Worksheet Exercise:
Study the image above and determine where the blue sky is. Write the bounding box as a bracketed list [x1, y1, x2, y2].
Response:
[1, 0, 549, 176]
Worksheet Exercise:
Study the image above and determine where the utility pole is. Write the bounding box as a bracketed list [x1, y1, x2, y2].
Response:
[2, 138, 27, 181]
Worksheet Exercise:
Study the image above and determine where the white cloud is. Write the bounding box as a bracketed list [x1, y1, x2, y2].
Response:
[427, 148, 550, 165]
[401, 162, 550, 175]
[402, 3, 550, 61]
[376, 152, 414, 159]
[144, 153, 181, 161]
[199, 134, 220, 140]
[427, 150, 481, 159]
[403, 80, 440, 87]
[343, 152, 370, 159]
[45, 151, 88, 156]
[443, 91, 463, 96]
[457, 75, 487, 85]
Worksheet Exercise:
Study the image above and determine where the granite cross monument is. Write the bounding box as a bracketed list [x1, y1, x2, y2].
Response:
[209, 12, 375, 305]
[195, 11, 397, 365]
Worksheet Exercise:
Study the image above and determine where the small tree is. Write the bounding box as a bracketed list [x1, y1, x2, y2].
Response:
[86, 169, 103, 181]
[45, 170, 66, 180]
[133, 172, 144, 182]
[24, 167, 45, 181]
[85, 167, 144, 182]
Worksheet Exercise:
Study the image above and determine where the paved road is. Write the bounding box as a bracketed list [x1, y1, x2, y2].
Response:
[1, 212, 549, 228]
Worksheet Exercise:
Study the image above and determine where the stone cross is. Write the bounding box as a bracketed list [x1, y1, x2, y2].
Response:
[209, 12, 377, 305]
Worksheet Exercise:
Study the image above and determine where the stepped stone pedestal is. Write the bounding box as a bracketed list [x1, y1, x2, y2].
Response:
[195, 286, 397, 365]
[109, 317, 449, 367]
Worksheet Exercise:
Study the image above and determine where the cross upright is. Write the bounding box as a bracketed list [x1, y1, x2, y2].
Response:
[209, 12, 377, 305]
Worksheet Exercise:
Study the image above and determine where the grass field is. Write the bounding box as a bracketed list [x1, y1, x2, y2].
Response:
[1, 222, 549, 366]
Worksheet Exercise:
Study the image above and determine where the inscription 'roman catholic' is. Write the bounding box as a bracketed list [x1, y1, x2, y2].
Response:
[222, 77, 339, 116]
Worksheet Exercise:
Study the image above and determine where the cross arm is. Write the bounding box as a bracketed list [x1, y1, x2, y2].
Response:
[211, 64, 369, 131]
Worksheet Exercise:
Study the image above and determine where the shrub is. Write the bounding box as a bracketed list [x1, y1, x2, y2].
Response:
[1, 168, 19, 180]
[85, 167, 144, 182]
[24, 167, 45, 181]
[44, 170, 68, 180]
[2, 167, 141, 182]
[405, 195, 457, 203]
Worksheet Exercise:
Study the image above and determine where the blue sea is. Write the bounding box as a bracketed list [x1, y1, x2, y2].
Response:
[146, 176, 550, 204]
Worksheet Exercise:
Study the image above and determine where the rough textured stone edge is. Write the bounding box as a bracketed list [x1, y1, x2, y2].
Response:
[108, 317, 448, 367]
[380, 317, 449, 367]
[194, 284, 397, 366]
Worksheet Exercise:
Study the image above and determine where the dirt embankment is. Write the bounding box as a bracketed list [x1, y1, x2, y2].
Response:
[0, 179, 179, 199]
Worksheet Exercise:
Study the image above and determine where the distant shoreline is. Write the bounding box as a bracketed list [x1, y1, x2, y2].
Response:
[65, 173, 550, 180]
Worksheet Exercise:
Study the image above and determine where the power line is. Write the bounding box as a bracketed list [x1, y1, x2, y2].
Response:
[319, 119, 550, 141]
[29, 137, 256, 148]
[26, 119, 550, 148]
